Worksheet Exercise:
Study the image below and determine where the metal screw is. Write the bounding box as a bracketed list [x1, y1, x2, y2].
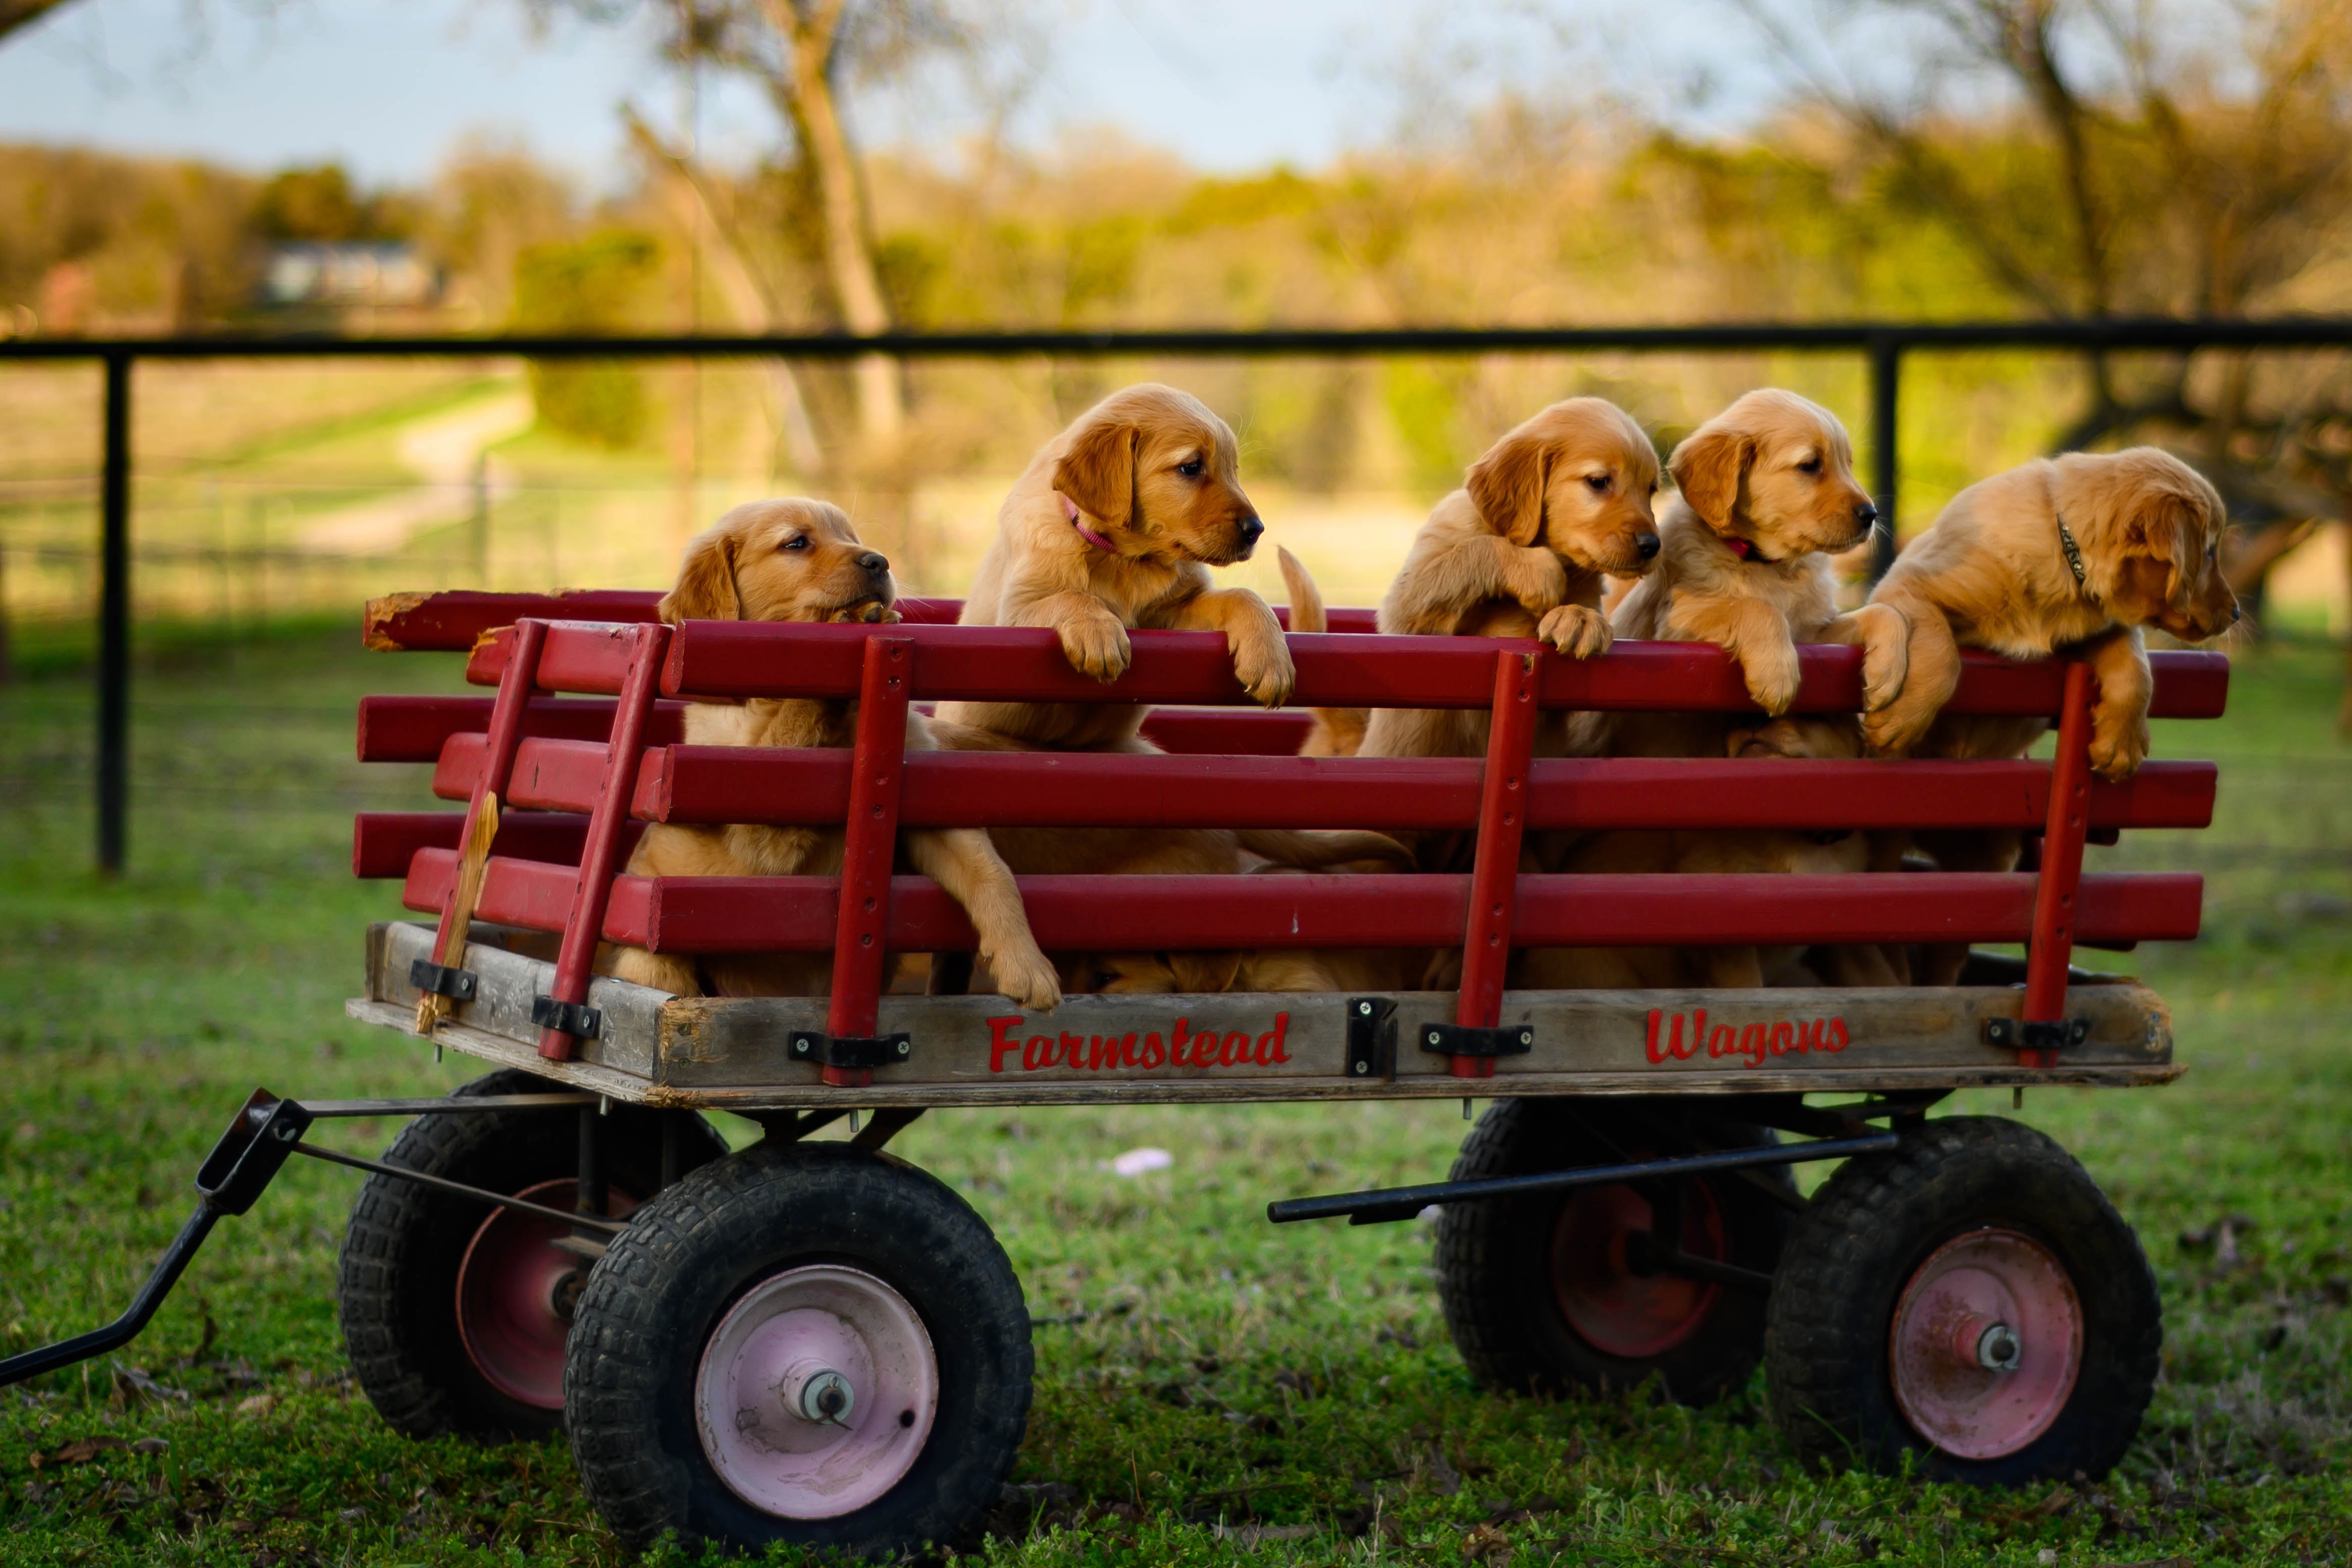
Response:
[1427, 1031, 1442, 1046]
[897, 1040, 910, 1055]
[1358, 1001, 1372, 1015]
[1354, 1061, 1368, 1075]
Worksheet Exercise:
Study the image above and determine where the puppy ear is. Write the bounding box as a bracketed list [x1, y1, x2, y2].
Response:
[1671, 425, 1753, 529]
[1054, 418, 1136, 529]
[1466, 431, 1551, 545]
[1168, 950, 1243, 994]
[660, 528, 739, 623]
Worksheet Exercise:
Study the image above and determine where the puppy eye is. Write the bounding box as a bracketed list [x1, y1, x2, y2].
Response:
[779, 535, 809, 551]
[1796, 456, 1823, 475]
[1584, 474, 1611, 493]
[1176, 458, 1205, 479]
[2206, 544, 2218, 563]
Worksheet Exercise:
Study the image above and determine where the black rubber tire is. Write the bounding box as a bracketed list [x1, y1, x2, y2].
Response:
[1434, 1096, 1793, 1407]
[565, 1140, 1032, 1560]
[1764, 1116, 2161, 1485]
[336, 1069, 727, 1442]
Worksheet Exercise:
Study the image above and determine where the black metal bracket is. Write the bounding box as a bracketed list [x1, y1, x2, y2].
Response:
[789, 1031, 911, 1070]
[1346, 997, 1396, 1081]
[1415, 1021, 1533, 1058]
[1983, 1017, 2090, 1050]
[532, 996, 603, 1039]
[407, 958, 477, 1002]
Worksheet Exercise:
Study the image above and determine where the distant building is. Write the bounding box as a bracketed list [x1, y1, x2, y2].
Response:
[261, 243, 440, 309]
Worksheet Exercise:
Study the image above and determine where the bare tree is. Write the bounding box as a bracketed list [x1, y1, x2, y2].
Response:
[1750, 0, 2352, 647]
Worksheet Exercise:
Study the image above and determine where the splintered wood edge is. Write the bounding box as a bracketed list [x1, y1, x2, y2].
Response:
[344, 999, 2188, 1111]
[361, 592, 433, 651]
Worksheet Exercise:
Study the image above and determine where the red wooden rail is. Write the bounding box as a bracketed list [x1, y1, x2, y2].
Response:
[365, 589, 1375, 652]
[356, 694, 1314, 764]
[454, 617, 2231, 719]
[413, 739, 2215, 834]
[399, 852, 2202, 954]
[352, 749, 2211, 879]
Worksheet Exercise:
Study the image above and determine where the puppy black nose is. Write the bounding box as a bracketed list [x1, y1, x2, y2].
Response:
[858, 551, 889, 576]
[2231, 603, 2241, 622]
[1635, 532, 1661, 560]
[1236, 516, 1265, 545]
[1855, 502, 1880, 528]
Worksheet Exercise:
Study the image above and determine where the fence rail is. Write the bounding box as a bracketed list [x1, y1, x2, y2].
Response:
[7, 316, 2350, 873]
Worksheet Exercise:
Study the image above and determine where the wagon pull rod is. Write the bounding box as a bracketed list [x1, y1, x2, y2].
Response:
[0, 1088, 609, 1390]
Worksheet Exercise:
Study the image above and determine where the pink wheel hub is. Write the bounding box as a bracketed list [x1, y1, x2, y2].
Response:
[456, 1178, 637, 1409]
[1889, 1228, 2082, 1460]
[1550, 1179, 1726, 1359]
[696, 1264, 939, 1520]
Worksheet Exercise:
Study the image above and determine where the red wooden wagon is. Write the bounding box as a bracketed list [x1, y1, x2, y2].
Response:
[3, 585, 2228, 1559]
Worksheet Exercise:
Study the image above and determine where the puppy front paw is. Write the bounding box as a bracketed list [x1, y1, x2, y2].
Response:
[1861, 706, 1914, 756]
[1537, 603, 1612, 660]
[1232, 628, 1296, 707]
[1509, 547, 1571, 615]
[2087, 701, 2149, 780]
[987, 941, 1063, 1013]
[1059, 613, 1132, 684]
[1850, 605, 1909, 712]
[1741, 642, 1803, 717]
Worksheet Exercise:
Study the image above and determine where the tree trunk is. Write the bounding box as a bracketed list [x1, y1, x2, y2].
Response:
[625, 109, 824, 478]
[2339, 508, 2352, 739]
[770, 0, 905, 448]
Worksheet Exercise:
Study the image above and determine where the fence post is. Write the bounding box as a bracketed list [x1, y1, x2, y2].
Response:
[1867, 333, 1900, 583]
[97, 351, 132, 877]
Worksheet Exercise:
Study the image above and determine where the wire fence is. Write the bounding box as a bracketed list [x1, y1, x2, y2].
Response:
[7, 319, 2352, 872]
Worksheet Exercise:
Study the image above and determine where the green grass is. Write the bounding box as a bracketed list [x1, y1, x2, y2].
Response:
[1, 631, 2350, 1565]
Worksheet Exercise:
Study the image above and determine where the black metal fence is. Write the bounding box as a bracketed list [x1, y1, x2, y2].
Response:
[8, 316, 2352, 874]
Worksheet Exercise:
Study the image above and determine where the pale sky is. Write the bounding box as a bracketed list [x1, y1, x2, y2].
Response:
[0, 0, 1789, 189]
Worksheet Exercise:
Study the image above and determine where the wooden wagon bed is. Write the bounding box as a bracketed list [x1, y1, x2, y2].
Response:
[345, 586, 2216, 1111]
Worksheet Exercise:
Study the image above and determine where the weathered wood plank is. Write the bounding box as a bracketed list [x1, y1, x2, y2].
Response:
[359, 921, 2179, 1107]
[341, 1000, 2185, 1107]
[375, 920, 668, 1077]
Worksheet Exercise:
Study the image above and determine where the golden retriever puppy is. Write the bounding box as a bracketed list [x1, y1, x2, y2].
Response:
[1863, 447, 2238, 780]
[597, 500, 1061, 1011]
[1352, 397, 1664, 766]
[1582, 388, 1905, 762]
[938, 384, 1290, 750]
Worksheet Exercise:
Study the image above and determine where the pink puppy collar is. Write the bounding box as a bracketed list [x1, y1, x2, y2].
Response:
[1059, 491, 1118, 553]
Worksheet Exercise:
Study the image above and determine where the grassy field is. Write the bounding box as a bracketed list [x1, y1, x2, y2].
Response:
[0, 630, 2349, 1566]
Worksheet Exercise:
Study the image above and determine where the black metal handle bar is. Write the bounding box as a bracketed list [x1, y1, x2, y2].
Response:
[9, 317, 2352, 361]
[0, 1088, 621, 1390]
[1267, 1132, 1901, 1225]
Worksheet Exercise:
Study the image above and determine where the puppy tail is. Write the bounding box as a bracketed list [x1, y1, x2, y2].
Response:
[1278, 546, 1326, 634]
[1277, 546, 1369, 756]
[1236, 827, 1413, 870]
